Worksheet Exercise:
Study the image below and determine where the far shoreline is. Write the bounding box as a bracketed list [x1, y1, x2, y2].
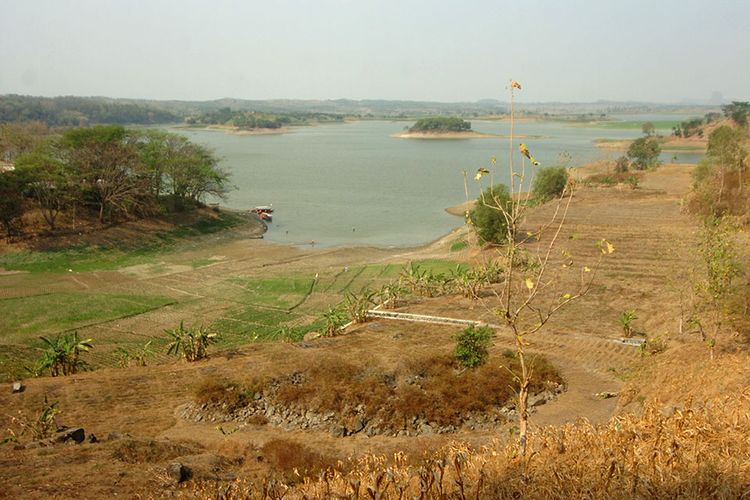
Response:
[392, 131, 540, 140]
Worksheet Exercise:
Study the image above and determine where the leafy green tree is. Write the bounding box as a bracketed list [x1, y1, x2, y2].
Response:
[532, 166, 569, 202]
[15, 149, 75, 231]
[62, 125, 152, 223]
[627, 136, 661, 170]
[722, 101, 750, 127]
[690, 217, 741, 359]
[454, 325, 493, 368]
[0, 169, 28, 238]
[641, 122, 655, 136]
[0, 122, 50, 162]
[706, 125, 747, 201]
[163, 142, 230, 210]
[470, 184, 512, 244]
[410, 116, 471, 132]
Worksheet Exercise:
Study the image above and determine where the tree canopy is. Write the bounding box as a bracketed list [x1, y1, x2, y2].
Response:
[470, 184, 512, 244]
[0, 95, 179, 126]
[627, 137, 661, 170]
[2, 125, 231, 235]
[532, 166, 569, 202]
[409, 116, 471, 133]
[722, 101, 750, 127]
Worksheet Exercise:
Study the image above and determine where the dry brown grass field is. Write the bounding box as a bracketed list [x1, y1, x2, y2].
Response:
[1, 164, 749, 498]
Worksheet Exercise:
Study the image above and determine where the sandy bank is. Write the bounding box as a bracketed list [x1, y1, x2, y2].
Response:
[594, 137, 706, 153]
[392, 130, 501, 140]
[445, 200, 475, 217]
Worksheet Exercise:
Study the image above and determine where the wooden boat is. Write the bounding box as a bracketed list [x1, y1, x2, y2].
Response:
[252, 206, 273, 222]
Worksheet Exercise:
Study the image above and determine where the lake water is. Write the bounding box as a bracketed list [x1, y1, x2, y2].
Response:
[172, 117, 702, 248]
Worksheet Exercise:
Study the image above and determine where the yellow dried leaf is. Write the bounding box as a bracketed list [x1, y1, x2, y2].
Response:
[525, 278, 534, 290]
[584, 266, 591, 272]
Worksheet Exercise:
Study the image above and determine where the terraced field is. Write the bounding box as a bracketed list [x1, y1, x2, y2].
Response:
[1, 164, 714, 498]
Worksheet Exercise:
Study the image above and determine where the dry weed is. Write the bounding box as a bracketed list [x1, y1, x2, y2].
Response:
[189, 390, 750, 498]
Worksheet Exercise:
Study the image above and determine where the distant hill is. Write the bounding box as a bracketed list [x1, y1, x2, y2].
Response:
[0, 94, 725, 126]
[0, 95, 180, 126]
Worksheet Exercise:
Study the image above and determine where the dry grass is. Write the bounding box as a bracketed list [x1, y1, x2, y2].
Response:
[259, 438, 342, 484]
[266, 352, 561, 430]
[196, 390, 750, 499]
[688, 169, 750, 224]
[111, 438, 203, 464]
[194, 378, 250, 413]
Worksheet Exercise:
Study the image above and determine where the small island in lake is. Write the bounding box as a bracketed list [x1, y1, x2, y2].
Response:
[393, 116, 501, 139]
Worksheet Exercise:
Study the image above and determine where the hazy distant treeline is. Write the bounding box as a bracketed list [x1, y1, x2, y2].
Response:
[0, 95, 180, 126]
[186, 107, 344, 129]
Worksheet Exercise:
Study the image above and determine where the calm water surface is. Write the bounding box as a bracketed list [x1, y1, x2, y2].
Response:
[173, 117, 702, 248]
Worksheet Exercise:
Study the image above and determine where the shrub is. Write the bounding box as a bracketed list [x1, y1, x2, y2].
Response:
[614, 156, 629, 173]
[3, 397, 60, 444]
[320, 306, 347, 336]
[194, 378, 249, 412]
[619, 310, 637, 337]
[164, 321, 218, 361]
[454, 325, 493, 368]
[261, 439, 338, 483]
[627, 136, 661, 170]
[532, 166, 569, 202]
[470, 184, 512, 244]
[344, 289, 376, 323]
[31, 331, 93, 376]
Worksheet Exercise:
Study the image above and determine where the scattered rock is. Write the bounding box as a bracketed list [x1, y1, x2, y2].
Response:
[88, 434, 98, 443]
[595, 391, 619, 400]
[330, 425, 346, 438]
[11, 382, 24, 393]
[350, 416, 367, 434]
[107, 432, 132, 441]
[166, 462, 191, 483]
[55, 427, 85, 444]
[303, 331, 321, 341]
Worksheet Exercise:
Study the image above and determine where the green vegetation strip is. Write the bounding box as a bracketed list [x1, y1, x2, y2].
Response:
[0, 212, 246, 274]
[0, 292, 175, 339]
[583, 120, 680, 130]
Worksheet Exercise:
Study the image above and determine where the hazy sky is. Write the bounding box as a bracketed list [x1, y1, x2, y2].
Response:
[1, 0, 748, 103]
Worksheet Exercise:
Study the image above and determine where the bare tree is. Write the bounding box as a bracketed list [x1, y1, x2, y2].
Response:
[475, 80, 613, 455]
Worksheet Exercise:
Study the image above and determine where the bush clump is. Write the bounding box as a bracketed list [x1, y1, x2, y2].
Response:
[532, 166, 569, 202]
[470, 184, 512, 244]
[454, 325, 494, 368]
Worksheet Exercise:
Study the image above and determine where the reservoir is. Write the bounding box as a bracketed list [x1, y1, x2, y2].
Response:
[173, 117, 702, 248]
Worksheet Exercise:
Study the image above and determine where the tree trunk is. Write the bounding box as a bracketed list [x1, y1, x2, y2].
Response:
[518, 378, 530, 456]
[517, 342, 530, 456]
[98, 202, 105, 224]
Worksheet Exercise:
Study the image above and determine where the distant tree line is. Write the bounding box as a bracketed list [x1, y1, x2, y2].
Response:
[673, 103, 748, 139]
[0, 123, 230, 237]
[409, 116, 472, 133]
[0, 95, 180, 126]
[186, 107, 344, 129]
